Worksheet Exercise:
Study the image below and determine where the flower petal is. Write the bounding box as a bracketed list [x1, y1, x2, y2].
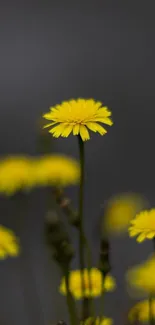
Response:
[49, 123, 67, 138]
[137, 233, 146, 243]
[146, 231, 155, 239]
[43, 122, 58, 129]
[94, 117, 113, 126]
[87, 122, 107, 135]
[43, 113, 53, 120]
[97, 107, 112, 117]
[80, 125, 90, 141]
[73, 124, 80, 135]
[61, 125, 73, 137]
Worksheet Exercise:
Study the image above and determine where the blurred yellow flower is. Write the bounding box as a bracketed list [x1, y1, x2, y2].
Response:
[43, 98, 113, 141]
[0, 156, 35, 195]
[104, 193, 145, 234]
[81, 317, 113, 325]
[127, 255, 155, 296]
[34, 155, 80, 187]
[0, 225, 20, 259]
[128, 300, 155, 323]
[59, 268, 116, 299]
[129, 209, 155, 242]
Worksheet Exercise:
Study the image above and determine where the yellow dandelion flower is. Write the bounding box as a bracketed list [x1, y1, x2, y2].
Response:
[0, 156, 35, 195]
[34, 155, 80, 187]
[59, 268, 116, 299]
[127, 255, 155, 296]
[81, 316, 113, 325]
[128, 300, 155, 323]
[43, 98, 113, 141]
[129, 209, 155, 243]
[0, 225, 20, 259]
[104, 193, 145, 234]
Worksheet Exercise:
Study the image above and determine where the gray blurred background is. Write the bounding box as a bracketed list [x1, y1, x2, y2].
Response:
[0, 1, 155, 324]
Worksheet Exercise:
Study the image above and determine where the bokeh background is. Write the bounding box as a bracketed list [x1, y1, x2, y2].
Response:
[0, 1, 155, 324]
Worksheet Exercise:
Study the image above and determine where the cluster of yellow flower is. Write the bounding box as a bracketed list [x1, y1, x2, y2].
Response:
[2, 98, 155, 323]
[59, 268, 116, 299]
[0, 225, 19, 259]
[80, 316, 113, 325]
[103, 194, 155, 323]
[0, 154, 80, 196]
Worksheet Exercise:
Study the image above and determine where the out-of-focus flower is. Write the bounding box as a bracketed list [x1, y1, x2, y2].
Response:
[127, 255, 155, 296]
[81, 317, 113, 325]
[128, 300, 155, 323]
[0, 156, 35, 195]
[59, 268, 116, 299]
[129, 209, 155, 243]
[34, 155, 80, 187]
[0, 225, 20, 259]
[43, 98, 113, 141]
[104, 193, 146, 234]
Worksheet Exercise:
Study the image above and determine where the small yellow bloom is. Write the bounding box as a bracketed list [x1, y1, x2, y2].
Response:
[34, 155, 80, 187]
[129, 209, 155, 242]
[59, 268, 116, 299]
[81, 317, 113, 325]
[104, 194, 145, 234]
[0, 225, 20, 259]
[43, 98, 113, 141]
[128, 300, 155, 323]
[127, 255, 155, 296]
[0, 156, 35, 195]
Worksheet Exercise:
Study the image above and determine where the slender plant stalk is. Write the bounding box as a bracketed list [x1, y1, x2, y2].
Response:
[150, 237, 155, 325]
[78, 135, 86, 318]
[149, 295, 154, 325]
[78, 135, 95, 319]
[62, 265, 79, 325]
[52, 186, 95, 317]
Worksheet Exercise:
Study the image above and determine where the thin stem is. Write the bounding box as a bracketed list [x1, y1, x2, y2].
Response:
[149, 295, 154, 325]
[153, 237, 155, 252]
[82, 233, 95, 317]
[78, 135, 87, 319]
[78, 135, 95, 319]
[62, 265, 78, 325]
[52, 186, 95, 317]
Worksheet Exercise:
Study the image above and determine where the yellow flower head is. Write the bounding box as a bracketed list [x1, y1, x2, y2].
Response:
[43, 98, 113, 141]
[34, 155, 80, 187]
[128, 300, 155, 323]
[104, 193, 145, 234]
[0, 225, 20, 259]
[59, 268, 116, 299]
[127, 255, 155, 296]
[0, 156, 35, 195]
[81, 317, 113, 325]
[129, 209, 155, 243]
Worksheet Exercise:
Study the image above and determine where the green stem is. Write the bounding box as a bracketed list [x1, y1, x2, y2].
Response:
[78, 136, 95, 319]
[83, 232, 95, 317]
[78, 136, 86, 318]
[62, 265, 78, 325]
[52, 185, 95, 317]
[149, 295, 154, 325]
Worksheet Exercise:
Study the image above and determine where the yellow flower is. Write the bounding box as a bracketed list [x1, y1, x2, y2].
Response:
[128, 300, 155, 323]
[0, 225, 20, 259]
[34, 155, 80, 187]
[129, 209, 155, 242]
[81, 317, 113, 325]
[104, 193, 145, 234]
[59, 268, 116, 299]
[0, 156, 35, 195]
[127, 255, 155, 296]
[43, 98, 113, 141]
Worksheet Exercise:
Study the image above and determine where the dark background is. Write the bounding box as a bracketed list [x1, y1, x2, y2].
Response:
[0, 1, 155, 324]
